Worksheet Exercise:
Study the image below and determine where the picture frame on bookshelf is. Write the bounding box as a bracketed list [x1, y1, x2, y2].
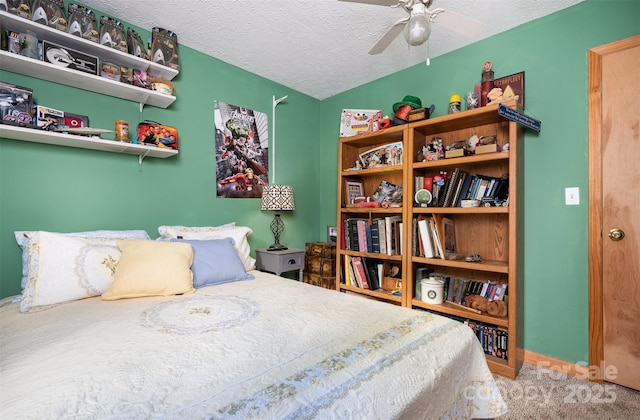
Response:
[327, 225, 337, 244]
[345, 180, 364, 205]
[358, 141, 404, 169]
[493, 71, 525, 108]
[442, 217, 461, 259]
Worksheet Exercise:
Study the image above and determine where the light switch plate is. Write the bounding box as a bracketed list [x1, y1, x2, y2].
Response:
[565, 187, 580, 205]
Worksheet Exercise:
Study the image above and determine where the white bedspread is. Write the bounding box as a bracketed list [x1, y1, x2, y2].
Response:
[0, 271, 507, 419]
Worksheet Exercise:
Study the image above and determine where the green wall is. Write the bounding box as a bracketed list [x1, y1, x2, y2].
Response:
[317, 0, 639, 364]
[0, 9, 322, 298]
[1, 0, 638, 366]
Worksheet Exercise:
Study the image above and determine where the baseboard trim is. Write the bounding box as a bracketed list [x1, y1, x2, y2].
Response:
[517, 349, 591, 380]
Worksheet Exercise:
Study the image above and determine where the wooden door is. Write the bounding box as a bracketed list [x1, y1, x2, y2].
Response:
[588, 34, 640, 390]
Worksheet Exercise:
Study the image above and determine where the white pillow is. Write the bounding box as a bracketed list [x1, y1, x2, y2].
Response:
[157, 223, 236, 240]
[19, 232, 125, 313]
[15, 230, 150, 289]
[158, 226, 255, 271]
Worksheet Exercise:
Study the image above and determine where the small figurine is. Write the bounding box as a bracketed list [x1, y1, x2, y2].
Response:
[467, 134, 480, 153]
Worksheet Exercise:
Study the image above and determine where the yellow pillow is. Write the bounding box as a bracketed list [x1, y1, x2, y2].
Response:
[102, 240, 195, 300]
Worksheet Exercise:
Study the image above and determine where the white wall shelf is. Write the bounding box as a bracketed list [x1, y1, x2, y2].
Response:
[0, 11, 177, 108]
[0, 11, 178, 80]
[0, 51, 176, 108]
[1, 125, 178, 160]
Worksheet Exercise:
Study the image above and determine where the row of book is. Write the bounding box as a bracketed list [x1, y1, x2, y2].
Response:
[413, 215, 448, 259]
[342, 216, 403, 256]
[341, 255, 383, 290]
[414, 168, 508, 207]
[444, 276, 508, 305]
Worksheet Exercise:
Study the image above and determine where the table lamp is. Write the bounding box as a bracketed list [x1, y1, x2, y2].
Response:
[261, 185, 295, 251]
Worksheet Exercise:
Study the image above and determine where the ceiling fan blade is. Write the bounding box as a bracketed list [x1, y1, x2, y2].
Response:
[432, 9, 486, 38]
[338, 0, 399, 6]
[368, 18, 408, 55]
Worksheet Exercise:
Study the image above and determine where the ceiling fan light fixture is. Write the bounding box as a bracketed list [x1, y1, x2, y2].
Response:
[403, 13, 431, 46]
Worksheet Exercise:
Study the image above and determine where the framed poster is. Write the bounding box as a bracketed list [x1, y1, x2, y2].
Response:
[345, 180, 364, 205]
[493, 72, 525, 108]
[214, 101, 269, 198]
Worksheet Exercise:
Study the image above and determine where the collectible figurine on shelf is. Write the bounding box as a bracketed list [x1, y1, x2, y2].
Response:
[418, 137, 445, 161]
[467, 134, 480, 154]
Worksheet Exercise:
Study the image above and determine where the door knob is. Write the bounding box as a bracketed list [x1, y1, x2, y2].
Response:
[608, 228, 625, 241]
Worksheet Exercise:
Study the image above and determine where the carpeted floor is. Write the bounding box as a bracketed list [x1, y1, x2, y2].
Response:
[494, 362, 640, 419]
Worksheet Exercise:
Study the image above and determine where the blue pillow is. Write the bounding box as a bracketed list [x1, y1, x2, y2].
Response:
[170, 238, 254, 287]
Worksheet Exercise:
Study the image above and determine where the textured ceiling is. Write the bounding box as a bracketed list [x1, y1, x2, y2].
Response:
[81, 0, 585, 100]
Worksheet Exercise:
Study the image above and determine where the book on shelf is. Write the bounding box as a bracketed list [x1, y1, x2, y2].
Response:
[412, 217, 419, 256]
[385, 215, 402, 256]
[346, 256, 361, 288]
[430, 214, 446, 259]
[450, 171, 469, 207]
[442, 168, 460, 207]
[342, 254, 351, 286]
[417, 216, 435, 258]
[361, 257, 380, 290]
[356, 219, 368, 252]
[370, 219, 381, 253]
[456, 173, 474, 206]
[377, 218, 387, 255]
[350, 256, 369, 289]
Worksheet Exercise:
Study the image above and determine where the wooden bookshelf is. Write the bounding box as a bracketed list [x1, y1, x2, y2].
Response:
[335, 101, 523, 379]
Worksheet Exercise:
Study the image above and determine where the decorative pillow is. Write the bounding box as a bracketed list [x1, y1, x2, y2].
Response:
[171, 238, 254, 287]
[19, 232, 124, 313]
[159, 226, 255, 271]
[157, 223, 236, 240]
[102, 240, 195, 301]
[15, 230, 150, 290]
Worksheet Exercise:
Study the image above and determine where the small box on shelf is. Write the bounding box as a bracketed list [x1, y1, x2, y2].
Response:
[475, 143, 499, 154]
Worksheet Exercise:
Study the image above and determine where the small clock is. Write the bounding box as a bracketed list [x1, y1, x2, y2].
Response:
[414, 188, 432, 207]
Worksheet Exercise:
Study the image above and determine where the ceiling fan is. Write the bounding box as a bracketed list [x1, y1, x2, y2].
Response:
[340, 0, 486, 55]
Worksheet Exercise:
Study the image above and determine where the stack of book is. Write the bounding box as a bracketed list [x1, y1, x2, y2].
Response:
[341, 255, 385, 290]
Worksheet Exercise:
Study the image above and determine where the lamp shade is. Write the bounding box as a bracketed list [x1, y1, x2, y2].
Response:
[261, 185, 295, 211]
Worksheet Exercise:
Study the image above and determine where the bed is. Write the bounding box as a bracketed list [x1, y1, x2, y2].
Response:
[1, 227, 507, 419]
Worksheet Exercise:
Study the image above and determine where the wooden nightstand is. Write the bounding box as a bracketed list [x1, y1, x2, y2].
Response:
[255, 248, 305, 281]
